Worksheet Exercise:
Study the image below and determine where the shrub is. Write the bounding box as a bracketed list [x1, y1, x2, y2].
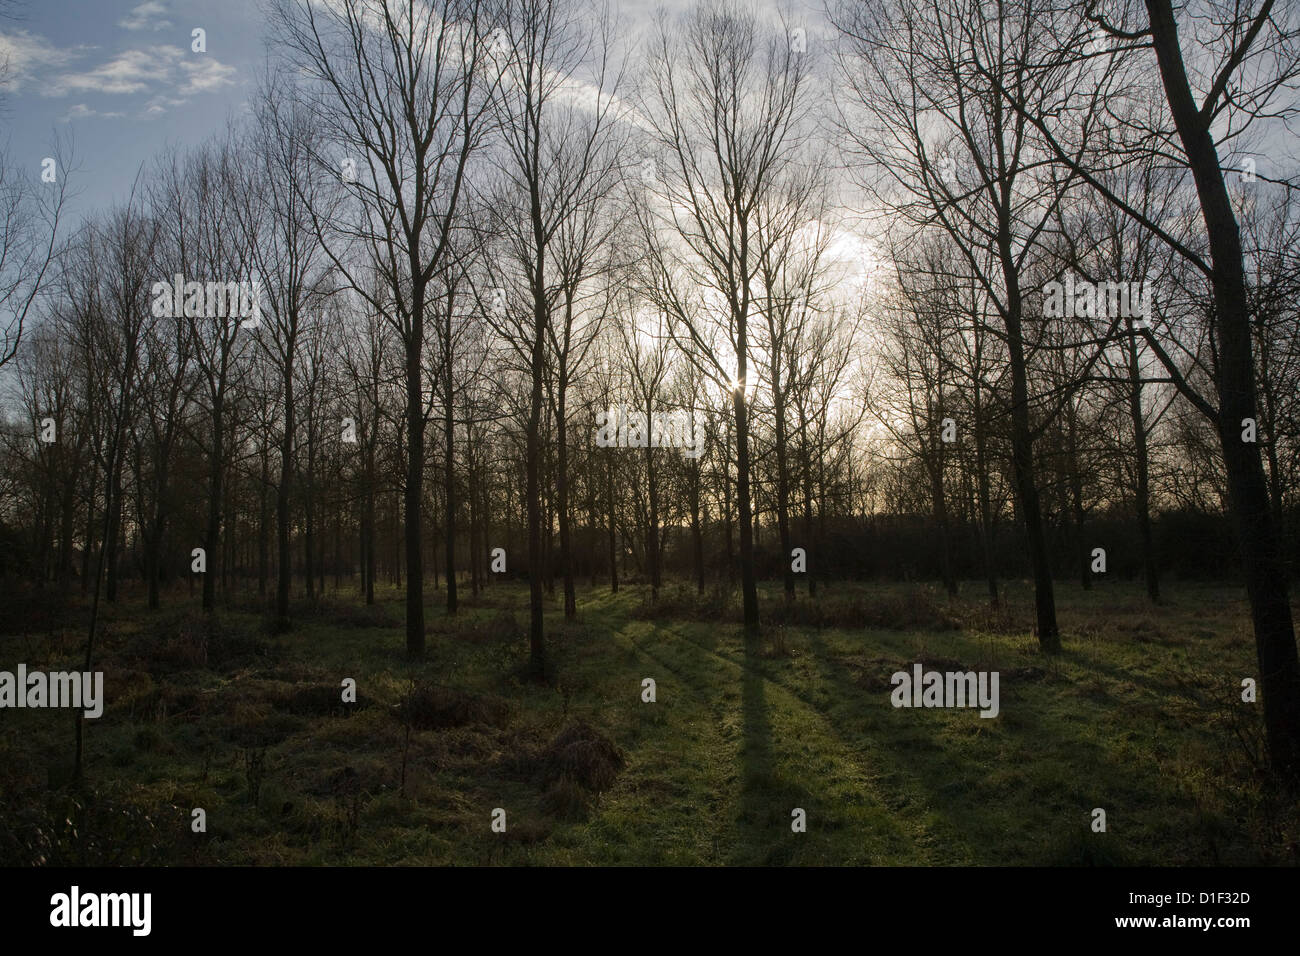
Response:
[394, 682, 510, 731]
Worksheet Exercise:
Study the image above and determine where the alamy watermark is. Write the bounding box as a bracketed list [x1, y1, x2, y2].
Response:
[890, 663, 999, 718]
[0, 665, 104, 718]
[595, 405, 704, 459]
[50, 886, 150, 936]
[151, 274, 263, 328]
[1042, 275, 1151, 325]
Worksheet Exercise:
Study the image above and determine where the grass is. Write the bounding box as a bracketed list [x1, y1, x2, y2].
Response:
[0, 577, 1295, 866]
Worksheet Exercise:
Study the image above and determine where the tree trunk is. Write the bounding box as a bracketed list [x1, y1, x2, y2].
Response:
[276, 359, 295, 627]
[526, 289, 547, 679]
[733, 371, 760, 640]
[1067, 410, 1091, 590]
[973, 385, 999, 607]
[105, 464, 122, 603]
[557, 387, 575, 618]
[691, 465, 705, 595]
[444, 387, 458, 615]
[258, 437, 269, 598]
[202, 404, 222, 613]
[774, 385, 794, 602]
[606, 449, 618, 594]
[999, 225, 1059, 652]
[1145, 0, 1300, 781]
[1131, 387, 1157, 602]
[405, 292, 426, 659]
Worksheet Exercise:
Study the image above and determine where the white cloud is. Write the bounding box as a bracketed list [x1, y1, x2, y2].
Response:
[119, 1, 174, 32]
[61, 103, 126, 121]
[45, 45, 239, 108]
[0, 30, 81, 92]
[47, 47, 181, 96]
[178, 57, 237, 95]
[141, 93, 187, 119]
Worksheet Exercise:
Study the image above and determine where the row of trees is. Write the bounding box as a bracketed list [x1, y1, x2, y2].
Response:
[1, 0, 1298, 780]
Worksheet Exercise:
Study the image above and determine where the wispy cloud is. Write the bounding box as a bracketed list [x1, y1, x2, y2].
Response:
[178, 57, 237, 95]
[45, 45, 239, 112]
[47, 47, 180, 96]
[0, 30, 82, 92]
[119, 1, 174, 33]
[143, 93, 187, 118]
[61, 103, 126, 122]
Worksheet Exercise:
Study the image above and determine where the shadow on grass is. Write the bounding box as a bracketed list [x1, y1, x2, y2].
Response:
[800, 629, 1150, 865]
[732, 641, 814, 865]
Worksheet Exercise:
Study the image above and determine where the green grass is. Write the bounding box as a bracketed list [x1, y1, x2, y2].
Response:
[1, 578, 1295, 865]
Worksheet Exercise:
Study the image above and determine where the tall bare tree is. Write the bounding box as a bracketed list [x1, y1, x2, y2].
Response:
[272, 0, 496, 658]
[638, 0, 816, 639]
[993, 0, 1300, 778]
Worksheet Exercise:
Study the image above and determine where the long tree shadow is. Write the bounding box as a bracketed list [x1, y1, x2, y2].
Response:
[732, 642, 813, 865]
[800, 629, 1196, 864]
[736, 648, 774, 861]
[652, 620, 915, 862]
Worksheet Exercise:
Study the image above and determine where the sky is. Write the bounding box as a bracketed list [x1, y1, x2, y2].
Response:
[0, 0, 269, 216]
[2, 0, 827, 218]
[0, 0, 864, 410]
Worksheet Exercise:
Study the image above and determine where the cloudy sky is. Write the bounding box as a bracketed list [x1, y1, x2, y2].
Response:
[0, 0, 829, 225]
[0, 1, 270, 213]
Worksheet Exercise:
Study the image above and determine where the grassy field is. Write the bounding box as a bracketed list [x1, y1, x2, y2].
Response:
[1, 578, 1296, 866]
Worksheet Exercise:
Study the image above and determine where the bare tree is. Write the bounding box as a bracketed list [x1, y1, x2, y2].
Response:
[0, 140, 70, 370]
[237, 81, 337, 628]
[991, 0, 1300, 779]
[638, 0, 816, 639]
[271, 0, 496, 658]
[833, 0, 1113, 651]
[485, 0, 623, 673]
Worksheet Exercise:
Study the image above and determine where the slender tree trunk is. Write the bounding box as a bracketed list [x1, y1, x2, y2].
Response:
[606, 449, 618, 594]
[526, 288, 546, 679]
[469, 468, 480, 598]
[364, 442, 376, 605]
[1145, 0, 1300, 780]
[305, 467, 316, 600]
[444, 388, 458, 615]
[691, 465, 705, 595]
[1067, 411, 1090, 590]
[734, 367, 759, 640]
[258, 438, 269, 598]
[802, 460, 816, 598]
[645, 399, 661, 602]
[999, 225, 1059, 652]
[81, 492, 94, 595]
[774, 381, 794, 602]
[482, 479, 492, 591]
[105, 465, 122, 604]
[973, 388, 999, 607]
[405, 296, 426, 659]
[557, 388, 576, 617]
[202, 403, 222, 613]
[723, 419, 734, 580]
[276, 369, 294, 629]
